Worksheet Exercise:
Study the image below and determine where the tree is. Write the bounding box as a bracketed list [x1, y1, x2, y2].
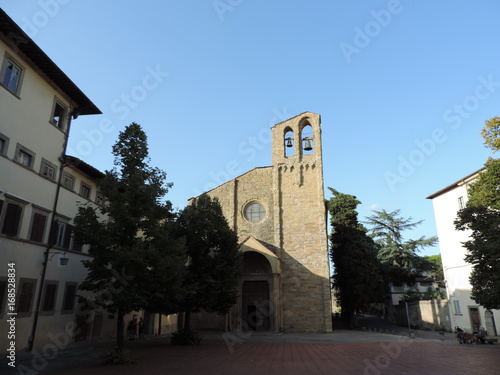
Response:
[424, 254, 444, 281]
[365, 209, 437, 285]
[327, 188, 383, 329]
[177, 194, 242, 330]
[454, 117, 500, 309]
[73, 123, 185, 351]
[480, 116, 500, 152]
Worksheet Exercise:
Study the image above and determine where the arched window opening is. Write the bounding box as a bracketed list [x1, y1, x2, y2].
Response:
[284, 128, 294, 157]
[301, 124, 314, 155]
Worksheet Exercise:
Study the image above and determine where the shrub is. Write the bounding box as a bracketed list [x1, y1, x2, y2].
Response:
[101, 347, 135, 365]
[170, 329, 202, 346]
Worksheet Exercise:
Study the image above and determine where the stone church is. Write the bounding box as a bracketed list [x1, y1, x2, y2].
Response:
[190, 112, 332, 333]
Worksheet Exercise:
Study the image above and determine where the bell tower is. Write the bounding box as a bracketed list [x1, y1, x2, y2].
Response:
[271, 112, 331, 332]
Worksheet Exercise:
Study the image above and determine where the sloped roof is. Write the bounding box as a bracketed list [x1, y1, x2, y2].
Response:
[0, 8, 101, 116]
[426, 167, 484, 199]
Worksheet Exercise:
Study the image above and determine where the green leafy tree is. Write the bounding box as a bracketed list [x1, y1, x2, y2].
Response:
[454, 118, 500, 309]
[480, 116, 500, 152]
[424, 254, 444, 281]
[327, 188, 383, 329]
[177, 194, 242, 330]
[73, 123, 185, 350]
[365, 209, 437, 285]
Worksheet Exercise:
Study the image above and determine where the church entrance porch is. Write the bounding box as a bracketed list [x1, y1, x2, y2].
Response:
[242, 280, 270, 331]
[238, 250, 278, 332]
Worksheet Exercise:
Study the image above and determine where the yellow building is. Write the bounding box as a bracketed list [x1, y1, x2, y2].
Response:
[0, 9, 115, 352]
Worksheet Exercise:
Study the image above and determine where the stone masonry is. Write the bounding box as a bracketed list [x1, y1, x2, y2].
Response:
[193, 112, 332, 333]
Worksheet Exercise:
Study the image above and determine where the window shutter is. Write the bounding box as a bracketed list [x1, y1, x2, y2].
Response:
[63, 224, 73, 249]
[2, 203, 22, 236]
[30, 213, 47, 242]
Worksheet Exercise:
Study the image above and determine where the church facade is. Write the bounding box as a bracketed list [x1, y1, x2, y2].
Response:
[190, 112, 332, 333]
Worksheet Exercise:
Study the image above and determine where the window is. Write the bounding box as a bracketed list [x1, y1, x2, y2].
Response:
[458, 196, 465, 209]
[244, 202, 266, 223]
[80, 183, 91, 199]
[40, 159, 57, 180]
[51, 100, 67, 129]
[29, 211, 48, 243]
[1, 56, 23, 94]
[17, 279, 37, 315]
[52, 219, 73, 249]
[1, 201, 23, 237]
[453, 300, 462, 315]
[41, 281, 58, 314]
[15, 144, 35, 169]
[61, 283, 77, 313]
[0, 133, 9, 155]
[17, 150, 32, 167]
[62, 173, 75, 190]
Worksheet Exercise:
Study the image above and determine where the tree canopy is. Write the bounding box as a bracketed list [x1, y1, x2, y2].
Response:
[177, 194, 242, 329]
[327, 188, 383, 328]
[365, 209, 437, 285]
[73, 123, 186, 350]
[455, 117, 500, 309]
[480, 116, 500, 152]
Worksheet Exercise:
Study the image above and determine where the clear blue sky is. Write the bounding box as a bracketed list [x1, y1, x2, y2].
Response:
[3, 1, 499, 256]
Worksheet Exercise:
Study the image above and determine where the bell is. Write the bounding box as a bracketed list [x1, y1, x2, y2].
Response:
[285, 138, 293, 148]
[303, 139, 313, 151]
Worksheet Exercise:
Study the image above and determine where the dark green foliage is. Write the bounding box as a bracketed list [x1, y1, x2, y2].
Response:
[424, 254, 444, 281]
[170, 328, 202, 346]
[73, 123, 186, 350]
[455, 170, 500, 309]
[101, 347, 135, 365]
[365, 209, 436, 285]
[454, 120, 500, 310]
[177, 194, 242, 329]
[327, 188, 383, 328]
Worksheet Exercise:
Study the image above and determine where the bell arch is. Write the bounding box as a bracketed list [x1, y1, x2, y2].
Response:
[300, 122, 314, 156]
[284, 126, 295, 158]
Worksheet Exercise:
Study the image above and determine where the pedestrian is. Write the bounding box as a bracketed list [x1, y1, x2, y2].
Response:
[128, 315, 138, 340]
[139, 317, 145, 339]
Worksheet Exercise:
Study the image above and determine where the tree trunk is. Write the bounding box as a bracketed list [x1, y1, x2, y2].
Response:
[117, 310, 125, 350]
[184, 309, 191, 330]
[157, 314, 162, 335]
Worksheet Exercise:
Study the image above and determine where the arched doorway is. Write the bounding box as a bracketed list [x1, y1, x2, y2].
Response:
[241, 251, 273, 331]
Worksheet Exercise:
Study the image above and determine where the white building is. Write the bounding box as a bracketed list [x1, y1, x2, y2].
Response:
[427, 168, 499, 336]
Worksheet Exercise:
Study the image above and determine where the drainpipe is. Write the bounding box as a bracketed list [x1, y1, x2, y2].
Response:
[27, 108, 77, 352]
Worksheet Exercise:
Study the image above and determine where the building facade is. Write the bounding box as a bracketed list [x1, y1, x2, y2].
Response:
[0, 9, 117, 352]
[427, 169, 499, 336]
[191, 112, 332, 333]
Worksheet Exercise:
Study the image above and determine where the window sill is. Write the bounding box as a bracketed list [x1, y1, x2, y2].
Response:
[0, 83, 21, 99]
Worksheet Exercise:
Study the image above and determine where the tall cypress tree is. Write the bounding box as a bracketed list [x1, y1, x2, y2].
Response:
[328, 188, 383, 328]
[73, 123, 185, 351]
